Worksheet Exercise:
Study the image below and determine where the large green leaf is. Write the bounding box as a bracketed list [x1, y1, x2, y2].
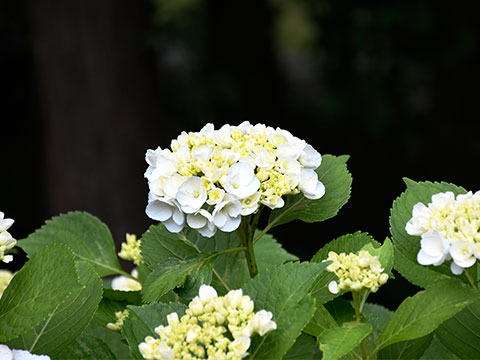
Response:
[17, 212, 123, 277]
[435, 298, 480, 359]
[389, 179, 466, 288]
[420, 335, 460, 359]
[268, 154, 352, 227]
[122, 302, 187, 360]
[304, 302, 338, 338]
[318, 322, 372, 360]
[0, 244, 81, 342]
[142, 255, 215, 303]
[310, 232, 381, 304]
[243, 262, 326, 360]
[284, 333, 322, 360]
[59, 321, 130, 360]
[8, 261, 102, 357]
[377, 279, 475, 351]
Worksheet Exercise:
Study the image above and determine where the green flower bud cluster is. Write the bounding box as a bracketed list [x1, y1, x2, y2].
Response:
[118, 233, 144, 265]
[139, 285, 276, 360]
[106, 309, 129, 332]
[326, 250, 389, 294]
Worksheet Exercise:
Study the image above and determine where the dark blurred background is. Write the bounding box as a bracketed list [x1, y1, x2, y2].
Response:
[1, 0, 479, 309]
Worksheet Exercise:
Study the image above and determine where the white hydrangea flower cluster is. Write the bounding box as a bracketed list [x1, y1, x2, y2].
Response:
[0, 345, 50, 360]
[118, 233, 144, 266]
[145, 122, 325, 237]
[325, 250, 389, 294]
[0, 211, 16, 263]
[406, 190, 480, 275]
[138, 285, 276, 360]
[0, 269, 14, 299]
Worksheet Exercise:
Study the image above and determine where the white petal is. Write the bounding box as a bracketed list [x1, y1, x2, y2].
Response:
[145, 200, 173, 221]
[420, 231, 447, 257]
[0, 345, 13, 360]
[328, 281, 339, 294]
[417, 249, 443, 266]
[450, 262, 464, 275]
[163, 218, 184, 233]
[199, 285, 217, 302]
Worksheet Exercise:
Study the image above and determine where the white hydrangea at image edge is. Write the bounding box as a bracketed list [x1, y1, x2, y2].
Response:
[0, 345, 50, 360]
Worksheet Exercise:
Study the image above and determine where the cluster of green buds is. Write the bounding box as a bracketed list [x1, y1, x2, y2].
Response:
[118, 233, 144, 265]
[139, 285, 276, 360]
[106, 309, 129, 332]
[325, 250, 389, 294]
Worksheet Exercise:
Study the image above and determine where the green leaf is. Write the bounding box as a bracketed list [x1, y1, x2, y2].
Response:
[59, 321, 130, 360]
[142, 255, 215, 303]
[435, 298, 480, 359]
[377, 279, 475, 351]
[304, 302, 338, 338]
[8, 261, 102, 357]
[420, 335, 460, 359]
[310, 232, 381, 304]
[284, 333, 322, 359]
[17, 211, 123, 277]
[0, 244, 81, 342]
[140, 224, 199, 269]
[174, 259, 213, 300]
[243, 262, 326, 360]
[324, 298, 355, 325]
[378, 334, 433, 360]
[318, 321, 372, 360]
[268, 154, 352, 227]
[123, 302, 187, 360]
[389, 179, 466, 287]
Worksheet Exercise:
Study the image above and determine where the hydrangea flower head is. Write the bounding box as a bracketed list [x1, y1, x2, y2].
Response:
[325, 250, 389, 294]
[138, 284, 276, 360]
[145, 122, 324, 236]
[406, 190, 480, 274]
[0, 211, 16, 263]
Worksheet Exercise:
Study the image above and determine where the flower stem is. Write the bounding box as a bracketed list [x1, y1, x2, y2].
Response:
[352, 291, 368, 360]
[238, 212, 262, 278]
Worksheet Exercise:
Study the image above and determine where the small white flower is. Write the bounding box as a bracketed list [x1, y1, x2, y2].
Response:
[229, 336, 251, 358]
[298, 169, 326, 200]
[176, 176, 207, 214]
[225, 289, 243, 308]
[145, 198, 185, 233]
[223, 162, 260, 199]
[212, 195, 242, 232]
[276, 141, 306, 159]
[416, 230, 450, 266]
[276, 156, 301, 175]
[405, 202, 431, 236]
[0, 212, 14, 232]
[162, 174, 186, 199]
[187, 209, 216, 238]
[199, 284, 218, 302]
[111, 269, 142, 292]
[299, 144, 322, 169]
[328, 280, 339, 294]
[450, 240, 476, 269]
[254, 149, 276, 169]
[240, 192, 261, 216]
[166, 312, 179, 326]
[261, 194, 285, 209]
[250, 310, 277, 336]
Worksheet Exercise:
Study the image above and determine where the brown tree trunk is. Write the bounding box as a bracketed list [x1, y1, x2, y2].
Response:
[29, 0, 163, 250]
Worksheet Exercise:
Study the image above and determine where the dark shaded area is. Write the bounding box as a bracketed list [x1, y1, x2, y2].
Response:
[2, 0, 479, 309]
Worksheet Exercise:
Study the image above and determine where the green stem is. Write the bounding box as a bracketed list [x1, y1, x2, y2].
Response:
[464, 267, 480, 294]
[352, 291, 368, 360]
[238, 212, 262, 278]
